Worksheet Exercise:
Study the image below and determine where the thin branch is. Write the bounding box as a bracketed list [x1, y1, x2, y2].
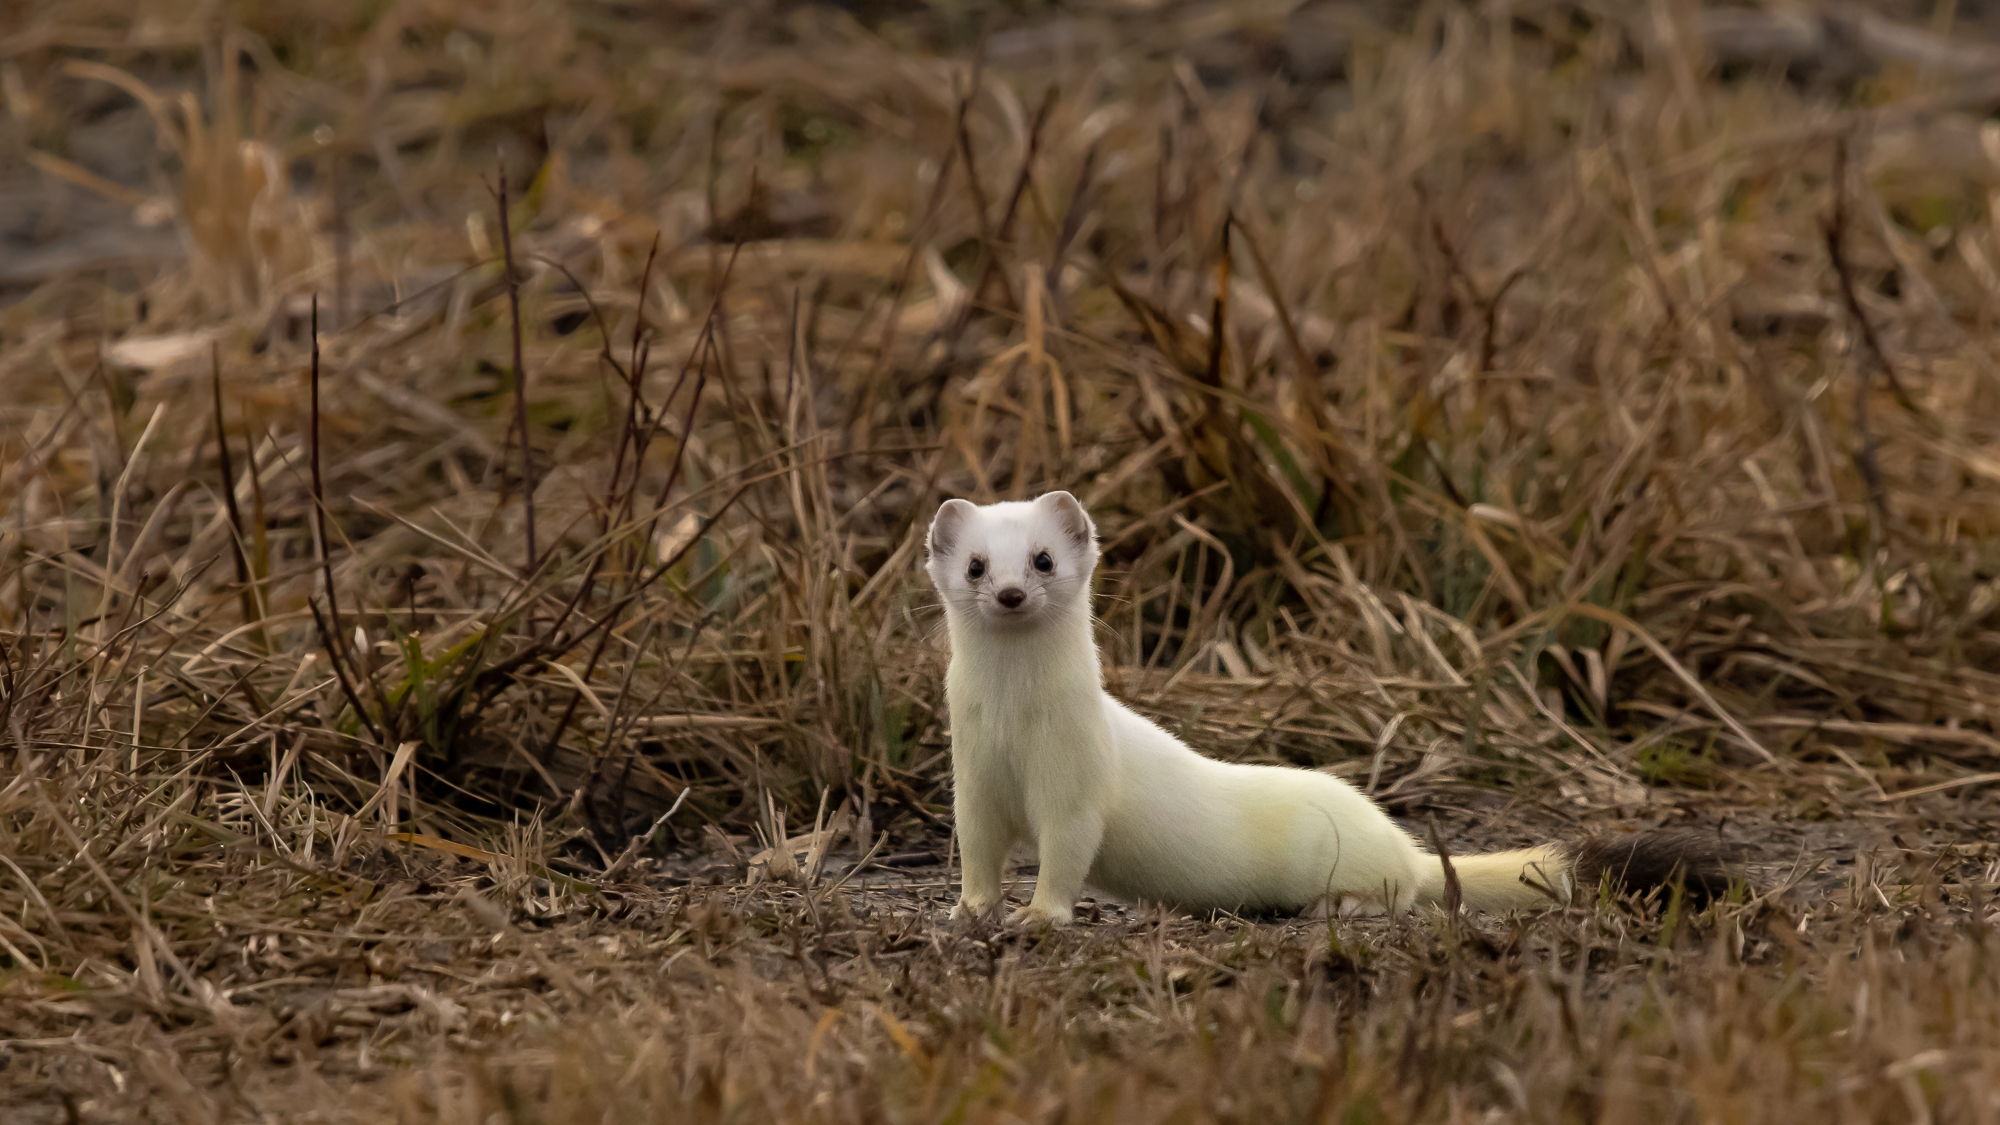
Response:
[1823, 137, 1891, 531]
[496, 158, 538, 573]
[210, 344, 266, 653]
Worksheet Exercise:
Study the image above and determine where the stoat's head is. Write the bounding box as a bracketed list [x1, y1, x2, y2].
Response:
[925, 491, 1098, 630]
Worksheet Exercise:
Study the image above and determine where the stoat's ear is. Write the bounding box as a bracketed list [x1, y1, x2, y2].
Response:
[1036, 491, 1096, 551]
[927, 498, 978, 559]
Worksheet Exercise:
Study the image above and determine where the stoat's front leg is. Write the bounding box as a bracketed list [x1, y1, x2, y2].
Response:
[1011, 806, 1103, 927]
[949, 779, 1010, 921]
[1012, 737, 1110, 927]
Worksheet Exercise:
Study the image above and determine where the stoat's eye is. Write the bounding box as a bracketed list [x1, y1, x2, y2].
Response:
[966, 557, 986, 581]
[1033, 551, 1054, 573]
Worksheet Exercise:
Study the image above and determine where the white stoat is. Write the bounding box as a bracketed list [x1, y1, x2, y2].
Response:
[925, 491, 1727, 926]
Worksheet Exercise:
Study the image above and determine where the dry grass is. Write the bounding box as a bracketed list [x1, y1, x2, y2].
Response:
[3, 0, 2000, 1120]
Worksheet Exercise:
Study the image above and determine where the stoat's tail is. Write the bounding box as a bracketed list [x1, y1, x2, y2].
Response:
[1416, 831, 1738, 913]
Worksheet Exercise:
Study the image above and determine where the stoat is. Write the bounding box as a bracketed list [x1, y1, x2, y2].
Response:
[925, 490, 1731, 926]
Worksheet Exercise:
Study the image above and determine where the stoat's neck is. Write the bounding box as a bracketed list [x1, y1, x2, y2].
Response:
[944, 603, 1101, 701]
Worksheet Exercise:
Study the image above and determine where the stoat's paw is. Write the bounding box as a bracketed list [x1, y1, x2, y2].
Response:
[949, 896, 997, 923]
[1006, 903, 1073, 929]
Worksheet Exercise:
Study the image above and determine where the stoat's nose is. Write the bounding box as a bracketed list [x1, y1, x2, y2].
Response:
[996, 587, 1026, 609]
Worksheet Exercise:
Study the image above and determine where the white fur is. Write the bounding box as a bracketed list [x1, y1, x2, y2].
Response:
[925, 491, 1574, 926]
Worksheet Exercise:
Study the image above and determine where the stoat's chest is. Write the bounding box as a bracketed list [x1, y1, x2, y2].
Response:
[946, 661, 1113, 820]
[946, 652, 1098, 748]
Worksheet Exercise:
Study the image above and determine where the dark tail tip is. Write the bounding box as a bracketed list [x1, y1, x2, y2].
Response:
[1568, 829, 1744, 908]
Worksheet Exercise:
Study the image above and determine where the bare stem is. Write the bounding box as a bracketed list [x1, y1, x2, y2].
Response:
[496, 160, 538, 574]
